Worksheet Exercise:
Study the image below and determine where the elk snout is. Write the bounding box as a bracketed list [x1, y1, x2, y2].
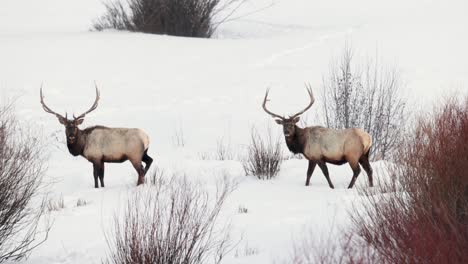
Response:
[283, 124, 295, 138]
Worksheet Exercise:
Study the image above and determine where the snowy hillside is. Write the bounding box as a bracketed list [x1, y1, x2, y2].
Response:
[0, 0, 467, 263]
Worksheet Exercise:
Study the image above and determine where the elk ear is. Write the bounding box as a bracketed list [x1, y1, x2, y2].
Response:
[58, 117, 67, 125]
[74, 118, 84, 125]
[275, 119, 284, 124]
[292, 116, 300, 123]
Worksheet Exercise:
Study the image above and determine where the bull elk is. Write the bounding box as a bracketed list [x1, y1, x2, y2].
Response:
[40, 85, 153, 188]
[262, 85, 373, 189]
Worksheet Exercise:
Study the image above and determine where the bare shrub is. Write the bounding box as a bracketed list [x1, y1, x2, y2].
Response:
[322, 45, 407, 161]
[0, 103, 50, 261]
[350, 95, 468, 263]
[242, 126, 283, 180]
[93, 0, 244, 38]
[105, 172, 237, 264]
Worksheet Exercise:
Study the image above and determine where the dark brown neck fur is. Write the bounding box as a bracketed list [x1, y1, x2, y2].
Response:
[66, 126, 108, 156]
[67, 129, 86, 156]
[67, 126, 109, 156]
[285, 126, 307, 154]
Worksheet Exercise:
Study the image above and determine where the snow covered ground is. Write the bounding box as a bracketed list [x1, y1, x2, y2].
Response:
[0, 0, 467, 263]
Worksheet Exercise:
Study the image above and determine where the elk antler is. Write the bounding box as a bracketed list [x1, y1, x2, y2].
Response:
[289, 84, 315, 119]
[262, 88, 285, 120]
[73, 84, 100, 120]
[40, 84, 67, 121]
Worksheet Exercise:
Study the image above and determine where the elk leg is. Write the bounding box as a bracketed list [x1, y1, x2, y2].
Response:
[359, 152, 373, 187]
[347, 163, 361, 189]
[306, 161, 316, 186]
[98, 162, 105, 188]
[92, 163, 99, 188]
[142, 150, 153, 175]
[318, 162, 334, 189]
[131, 161, 145, 186]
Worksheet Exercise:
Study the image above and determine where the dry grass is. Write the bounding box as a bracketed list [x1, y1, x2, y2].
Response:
[234, 242, 259, 258]
[237, 205, 248, 214]
[47, 195, 65, 212]
[288, 226, 376, 264]
[76, 199, 88, 207]
[215, 138, 234, 161]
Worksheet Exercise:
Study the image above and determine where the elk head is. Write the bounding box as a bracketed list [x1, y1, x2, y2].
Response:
[40, 84, 100, 144]
[262, 84, 315, 138]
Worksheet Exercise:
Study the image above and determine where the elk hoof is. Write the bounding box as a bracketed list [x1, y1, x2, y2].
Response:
[329, 185, 335, 189]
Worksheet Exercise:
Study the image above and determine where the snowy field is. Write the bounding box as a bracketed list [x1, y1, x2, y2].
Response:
[1, 0, 467, 263]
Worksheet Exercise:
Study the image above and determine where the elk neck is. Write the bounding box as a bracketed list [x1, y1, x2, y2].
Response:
[285, 125, 306, 155]
[67, 128, 86, 157]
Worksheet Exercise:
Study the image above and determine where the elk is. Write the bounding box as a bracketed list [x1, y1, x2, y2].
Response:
[262, 85, 373, 189]
[40, 85, 153, 188]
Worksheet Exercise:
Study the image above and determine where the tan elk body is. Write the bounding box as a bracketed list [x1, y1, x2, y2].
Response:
[263, 86, 373, 188]
[79, 127, 150, 162]
[301, 127, 371, 162]
[40, 85, 153, 188]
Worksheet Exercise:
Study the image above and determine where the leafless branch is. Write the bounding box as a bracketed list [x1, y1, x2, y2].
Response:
[321, 45, 407, 161]
[104, 172, 238, 264]
[0, 102, 51, 262]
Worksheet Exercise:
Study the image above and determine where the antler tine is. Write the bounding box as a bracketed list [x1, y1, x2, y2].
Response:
[74, 85, 100, 120]
[290, 84, 315, 118]
[40, 84, 66, 120]
[262, 88, 284, 120]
